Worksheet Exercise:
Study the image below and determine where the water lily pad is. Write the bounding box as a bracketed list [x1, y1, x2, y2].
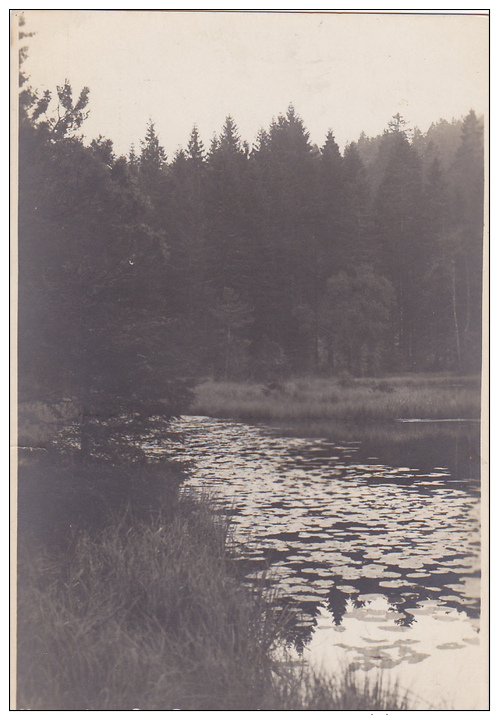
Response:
[378, 579, 404, 588]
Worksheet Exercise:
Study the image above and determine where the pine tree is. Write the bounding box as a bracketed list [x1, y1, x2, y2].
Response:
[386, 112, 411, 138]
[137, 119, 169, 239]
[128, 143, 139, 170]
[417, 155, 455, 369]
[343, 142, 372, 266]
[373, 127, 424, 368]
[257, 105, 320, 371]
[205, 115, 250, 296]
[318, 130, 347, 275]
[140, 119, 167, 173]
[187, 124, 205, 166]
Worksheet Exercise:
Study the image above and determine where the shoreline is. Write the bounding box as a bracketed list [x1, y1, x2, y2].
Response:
[16, 447, 411, 710]
[188, 374, 481, 425]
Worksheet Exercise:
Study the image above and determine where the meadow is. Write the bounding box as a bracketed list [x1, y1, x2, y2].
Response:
[190, 374, 481, 424]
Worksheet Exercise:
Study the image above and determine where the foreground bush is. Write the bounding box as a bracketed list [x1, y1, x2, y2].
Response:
[17, 485, 409, 710]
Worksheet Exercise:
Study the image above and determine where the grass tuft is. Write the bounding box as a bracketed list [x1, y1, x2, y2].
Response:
[264, 665, 410, 710]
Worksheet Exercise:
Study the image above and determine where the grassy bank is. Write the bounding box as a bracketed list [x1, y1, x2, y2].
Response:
[17, 456, 409, 710]
[18, 492, 275, 710]
[190, 374, 481, 423]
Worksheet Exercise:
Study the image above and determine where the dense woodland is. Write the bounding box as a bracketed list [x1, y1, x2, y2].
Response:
[19, 54, 484, 419]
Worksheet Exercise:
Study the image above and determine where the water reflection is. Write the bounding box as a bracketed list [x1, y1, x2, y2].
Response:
[144, 415, 483, 709]
[307, 596, 483, 710]
[272, 419, 480, 491]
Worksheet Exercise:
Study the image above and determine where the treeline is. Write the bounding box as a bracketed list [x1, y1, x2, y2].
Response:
[19, 76, 484, 410]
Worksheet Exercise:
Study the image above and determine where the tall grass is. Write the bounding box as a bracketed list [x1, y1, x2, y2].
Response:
[17, 488, 410, 710]
[18, 493, 281, 710]
[267, 666, 409, 710]
[190, 375, 481, 423]
[16, 394, 414, 710]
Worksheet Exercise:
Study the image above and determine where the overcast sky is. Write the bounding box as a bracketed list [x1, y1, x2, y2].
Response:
[18, 10, 488, 158]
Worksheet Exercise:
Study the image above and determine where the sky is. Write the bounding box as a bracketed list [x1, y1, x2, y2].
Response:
[16, 10, 488, 159]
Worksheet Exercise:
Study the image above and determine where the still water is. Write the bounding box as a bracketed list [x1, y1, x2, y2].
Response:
[147, 415, 484, 709]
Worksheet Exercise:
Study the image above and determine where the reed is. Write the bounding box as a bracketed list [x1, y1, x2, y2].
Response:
[190, 375, 481, 423]
[263, 665, 410, 710]
[17, 492, 283, 710]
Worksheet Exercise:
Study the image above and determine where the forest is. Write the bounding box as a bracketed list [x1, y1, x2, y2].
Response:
[19, 75, 484, 421]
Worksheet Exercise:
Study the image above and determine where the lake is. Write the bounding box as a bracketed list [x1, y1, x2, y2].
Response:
[145, 414, 485, 710]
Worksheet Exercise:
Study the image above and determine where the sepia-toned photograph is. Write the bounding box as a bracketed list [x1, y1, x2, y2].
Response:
[12, 10, 488, 710]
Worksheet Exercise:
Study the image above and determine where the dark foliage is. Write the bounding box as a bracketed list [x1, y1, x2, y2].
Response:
[19, 37, 484, 417]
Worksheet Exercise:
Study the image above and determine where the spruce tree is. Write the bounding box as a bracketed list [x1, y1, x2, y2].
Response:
[373, 127, 424, 368]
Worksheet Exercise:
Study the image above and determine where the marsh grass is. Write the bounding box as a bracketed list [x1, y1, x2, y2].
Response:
[265, 665, 410, 710]
[17, 493, 286, 710]
[17, 485, 411, 710]
[190, 374, 481, 423]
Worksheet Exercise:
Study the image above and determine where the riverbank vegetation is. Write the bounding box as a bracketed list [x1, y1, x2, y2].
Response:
[17, 452, 409, 710]
[190, 374, 481, 424]
[18, 486, 275, 710]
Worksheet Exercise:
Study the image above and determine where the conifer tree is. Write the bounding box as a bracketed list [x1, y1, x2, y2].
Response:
[318, 130, 347, 276]
[187, 124, 205, 166]
[140, 119, 167, 173]
[373, 126, 423, 367]
[343, 142, 372, 266]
